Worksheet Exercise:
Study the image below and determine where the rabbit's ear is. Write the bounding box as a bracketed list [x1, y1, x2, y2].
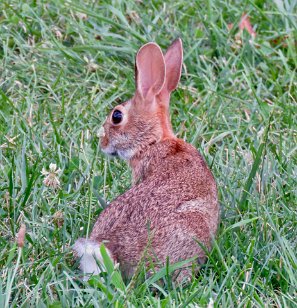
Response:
[159, 38, 183, 104]
[135, 42, 166, 100]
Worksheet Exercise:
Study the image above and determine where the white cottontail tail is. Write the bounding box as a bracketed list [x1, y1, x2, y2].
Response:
[74, 39, 219, 282]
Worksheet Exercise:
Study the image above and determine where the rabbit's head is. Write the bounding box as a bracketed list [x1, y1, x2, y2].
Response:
[100, 39, 183, 160]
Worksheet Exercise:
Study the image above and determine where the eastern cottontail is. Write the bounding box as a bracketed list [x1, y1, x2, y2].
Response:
[74, 39, 219, 282]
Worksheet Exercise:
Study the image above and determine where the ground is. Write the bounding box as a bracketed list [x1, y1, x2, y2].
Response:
[0, 0, 296, 307]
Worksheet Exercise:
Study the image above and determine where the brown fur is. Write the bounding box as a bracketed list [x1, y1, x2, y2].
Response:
[74, 39, 219, 282]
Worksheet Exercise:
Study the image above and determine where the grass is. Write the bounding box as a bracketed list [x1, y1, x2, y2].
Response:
[0, 0, 296, 306]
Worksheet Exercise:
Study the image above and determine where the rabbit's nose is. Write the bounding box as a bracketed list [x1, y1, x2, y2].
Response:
[97, 126, 106, 138]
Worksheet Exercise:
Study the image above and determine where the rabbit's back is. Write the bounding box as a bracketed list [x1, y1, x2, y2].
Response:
[90, 139, 218, 273]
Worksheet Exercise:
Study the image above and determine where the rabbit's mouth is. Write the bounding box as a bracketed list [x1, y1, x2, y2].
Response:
[102, 147, 118, 157]
[101, 143, 136, 160]
[100, 144, 118, 157]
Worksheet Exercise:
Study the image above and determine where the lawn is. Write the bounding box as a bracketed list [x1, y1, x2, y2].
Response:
[0, 0, 296, 307]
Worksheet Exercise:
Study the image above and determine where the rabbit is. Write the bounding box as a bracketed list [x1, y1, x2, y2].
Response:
[73, 38, 219, 282]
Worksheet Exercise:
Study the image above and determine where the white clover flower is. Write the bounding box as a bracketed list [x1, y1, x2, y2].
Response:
[41, 163, 61, 189]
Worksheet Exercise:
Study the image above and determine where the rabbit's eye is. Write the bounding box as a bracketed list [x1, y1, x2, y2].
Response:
[111, 109, 123, 125]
